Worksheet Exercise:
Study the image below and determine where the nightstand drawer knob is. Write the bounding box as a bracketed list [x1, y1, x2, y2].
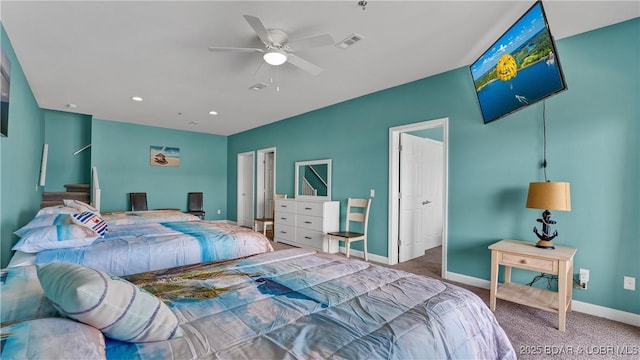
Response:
[520, 259, 528, 264]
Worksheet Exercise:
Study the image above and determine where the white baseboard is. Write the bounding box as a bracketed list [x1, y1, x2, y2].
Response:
[338, 246, 389, 264]
[445, 271, 640, 327]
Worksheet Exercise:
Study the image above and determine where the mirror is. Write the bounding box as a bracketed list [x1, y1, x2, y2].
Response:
[295, 159, 332, 200]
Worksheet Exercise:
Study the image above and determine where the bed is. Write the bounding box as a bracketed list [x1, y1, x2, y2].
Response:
[1, 249, 516, 359]
[8, 206, 273, 276]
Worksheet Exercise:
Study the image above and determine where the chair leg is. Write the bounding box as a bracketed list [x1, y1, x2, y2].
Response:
[345, 239, 350, 258]
[363, 238, 368, 262]
[262, 224, 267, 236]
[253, 221, 258, 232]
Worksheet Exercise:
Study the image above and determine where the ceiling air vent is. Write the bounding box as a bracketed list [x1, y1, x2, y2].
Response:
[335, 33, 364, 49]
[249, 83, 269, 91]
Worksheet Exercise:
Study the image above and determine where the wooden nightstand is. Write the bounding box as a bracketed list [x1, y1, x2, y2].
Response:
[489, 239, 577, 331]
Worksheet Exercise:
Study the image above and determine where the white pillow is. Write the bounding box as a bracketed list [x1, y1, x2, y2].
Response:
[64, 199, 100, 215]
[37, 262, 182, 343]
[0, 318, 106, 359]
[36, 205, 80, 217]
[14, 213, 73, 237]
[12, 224, 99, 253]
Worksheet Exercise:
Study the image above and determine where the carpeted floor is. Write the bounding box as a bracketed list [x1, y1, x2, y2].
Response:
[271, 241, 640, 359]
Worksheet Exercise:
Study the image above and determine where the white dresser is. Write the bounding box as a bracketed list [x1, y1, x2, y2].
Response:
[274, 198, 340, 253]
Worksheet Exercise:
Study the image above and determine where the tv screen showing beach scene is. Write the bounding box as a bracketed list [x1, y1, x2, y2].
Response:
[470, 1, 567, 124]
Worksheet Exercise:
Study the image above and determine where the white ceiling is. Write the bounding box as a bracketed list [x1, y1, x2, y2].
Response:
[1, 1, 638, 136]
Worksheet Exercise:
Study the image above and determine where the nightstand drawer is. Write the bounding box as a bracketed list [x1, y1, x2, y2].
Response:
[502, 253, 557, 273]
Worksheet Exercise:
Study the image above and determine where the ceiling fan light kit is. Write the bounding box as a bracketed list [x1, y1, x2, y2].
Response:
[263, 50, 288, 66]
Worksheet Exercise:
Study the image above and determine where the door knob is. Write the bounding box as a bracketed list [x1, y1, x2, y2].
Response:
[422, 200, 431, 205]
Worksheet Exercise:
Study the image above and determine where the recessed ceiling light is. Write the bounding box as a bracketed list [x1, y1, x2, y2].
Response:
[209, 110, 218, 116]
[131, 96, 143, 102]
[66, 103, 77, 108]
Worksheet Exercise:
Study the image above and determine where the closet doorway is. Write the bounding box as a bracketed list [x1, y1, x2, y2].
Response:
[388, 118, 448, 277]
[256, 148, 277, 220]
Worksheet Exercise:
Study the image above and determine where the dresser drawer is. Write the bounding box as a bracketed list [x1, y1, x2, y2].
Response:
[274, 212, 295, 226]
[501, 253, 557, 273]
[275, 199, 296, 214]
[296, 201, 324, 217]
[274, 224, 295, 242]
[297, 228, 323, 250]
[297, 214, 323, 232]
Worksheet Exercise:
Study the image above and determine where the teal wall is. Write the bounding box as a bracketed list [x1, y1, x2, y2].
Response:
[0, 24, 45, 267]
[1, 18, 638, 314]
[43, 110, 91, 191]
[91, 119, 228, 218]
[228, 19, 639, 314]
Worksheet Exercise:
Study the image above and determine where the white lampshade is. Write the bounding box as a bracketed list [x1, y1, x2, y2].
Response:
[263, 50, 287, 66]
[526, 181, 571, 211]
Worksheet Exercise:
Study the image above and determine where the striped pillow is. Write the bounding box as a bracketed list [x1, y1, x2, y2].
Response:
[71, 211, 108, 237]
[37, 262, 182, 343]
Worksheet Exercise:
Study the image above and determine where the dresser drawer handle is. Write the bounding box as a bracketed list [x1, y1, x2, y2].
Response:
[280, 231, 287, 234]
[304, 221, 312, 224]
[304, 236, 312, 240]
[520, 259, 528, 264]
[304, 207, 312, 210]
[280, 217, 288, 220]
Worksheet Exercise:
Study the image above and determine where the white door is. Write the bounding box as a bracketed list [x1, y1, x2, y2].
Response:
[237, 152, 255, 227]
[399, 133, 443, 262]
[263, 152, 275, 217]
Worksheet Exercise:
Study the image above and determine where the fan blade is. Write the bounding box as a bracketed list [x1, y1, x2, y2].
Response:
[288, 34, 334, 51]
[243, 15, 273, 45]
[286, 54, 323, 76]
[208, 46, 264, 53]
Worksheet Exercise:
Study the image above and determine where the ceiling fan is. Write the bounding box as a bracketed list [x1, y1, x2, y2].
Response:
[208, 15, 334, 76]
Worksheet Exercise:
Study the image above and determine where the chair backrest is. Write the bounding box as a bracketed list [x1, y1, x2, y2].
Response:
[345, 198, 371, 234]
[130, 192, 148, 211]
[268, 193, 287, 218]
[188, 192, 204, 212]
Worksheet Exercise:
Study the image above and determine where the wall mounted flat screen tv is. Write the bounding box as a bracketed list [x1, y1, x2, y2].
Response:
[470, 1, 567, 124]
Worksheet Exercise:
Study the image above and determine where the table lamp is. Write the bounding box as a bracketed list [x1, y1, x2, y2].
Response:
[526, 181, 571, 249]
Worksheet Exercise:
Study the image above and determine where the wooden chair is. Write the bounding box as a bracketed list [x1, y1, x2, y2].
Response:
[327, 198, 372, 261]
[254, 194, 287, 236]
[129, 192, 148, 211]
[187, 192, 205, 220]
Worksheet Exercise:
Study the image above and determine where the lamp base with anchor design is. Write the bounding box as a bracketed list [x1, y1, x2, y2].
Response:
[533, 209, 558, 249]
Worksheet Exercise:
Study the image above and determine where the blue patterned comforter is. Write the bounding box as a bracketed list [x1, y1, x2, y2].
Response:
[1, 249, 515, 359]
[34, 221, 273, 276]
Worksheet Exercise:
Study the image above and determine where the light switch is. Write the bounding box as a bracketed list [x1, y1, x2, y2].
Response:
[370, 189, 375, 198]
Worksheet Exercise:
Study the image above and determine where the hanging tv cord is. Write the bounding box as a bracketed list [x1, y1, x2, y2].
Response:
[542, 100, 548, 181]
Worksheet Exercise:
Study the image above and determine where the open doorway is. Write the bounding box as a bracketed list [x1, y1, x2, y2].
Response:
[388, 118, 448, 278]
[256, 147, 276, 220]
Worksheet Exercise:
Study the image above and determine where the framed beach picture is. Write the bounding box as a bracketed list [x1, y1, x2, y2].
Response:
[150, 145, 180, 167]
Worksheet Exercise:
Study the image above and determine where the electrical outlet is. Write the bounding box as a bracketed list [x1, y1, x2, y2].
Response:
[623, 276, 636, 291]
[370, 189, 375, 198]
[579, 268, 590, 289]
[217, 209, 221, 215]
